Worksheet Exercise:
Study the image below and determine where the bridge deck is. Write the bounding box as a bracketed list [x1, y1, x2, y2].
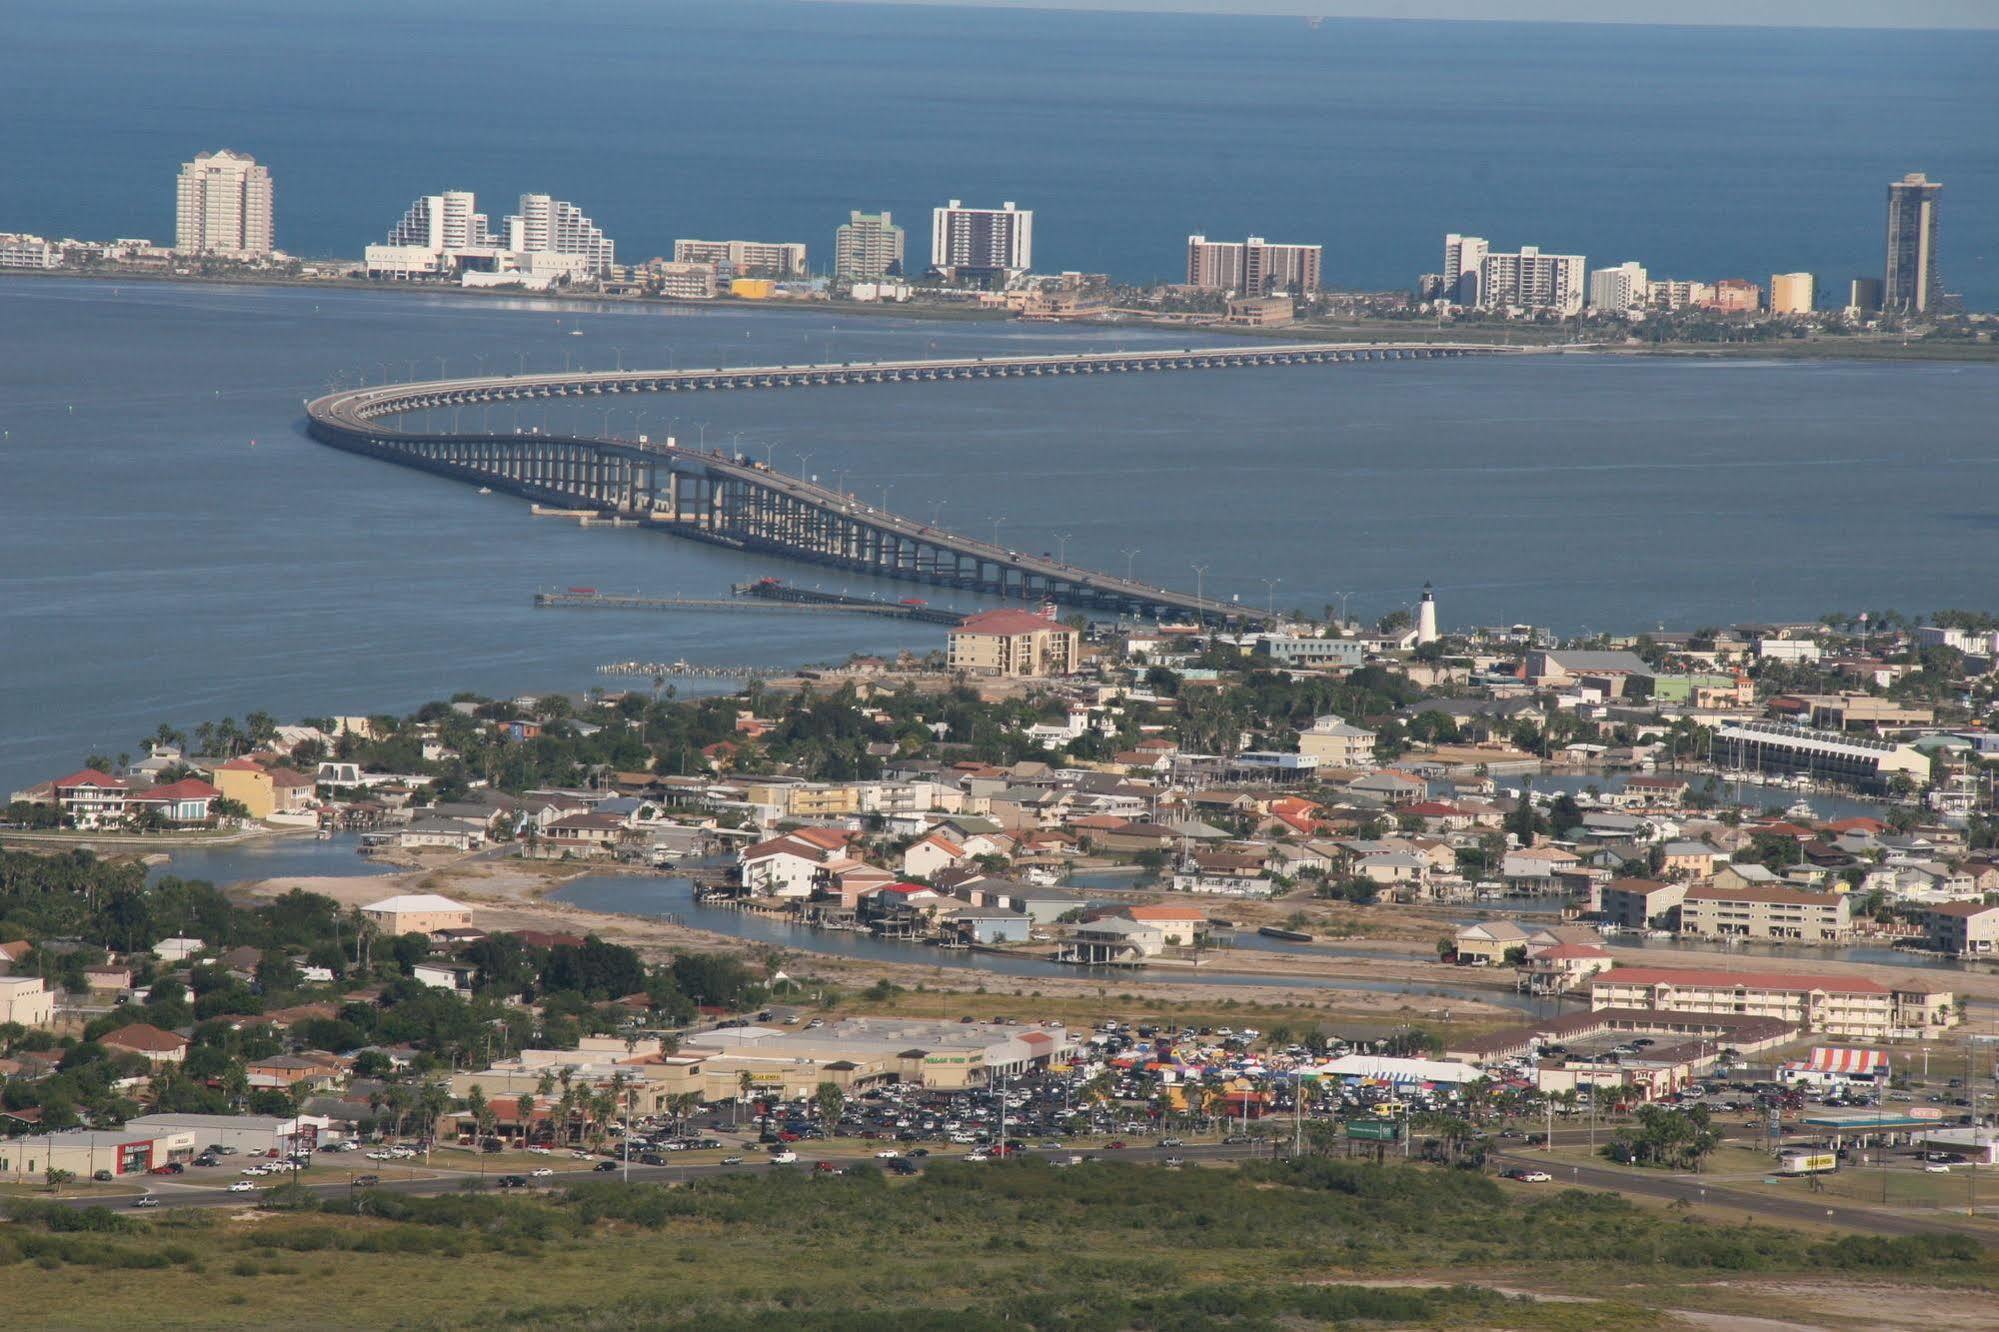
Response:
[305, 341, 1542, 622]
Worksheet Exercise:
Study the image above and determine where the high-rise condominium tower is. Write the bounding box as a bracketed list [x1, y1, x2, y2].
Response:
[1883, 172, 1941, 314]
[175, 150, 274, 257]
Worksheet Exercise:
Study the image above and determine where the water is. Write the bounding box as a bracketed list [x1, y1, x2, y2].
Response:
[6, 3, 1995, 307]
[4, 278, 1998, 793]
[550, 873, 1556, 1013]
[146, 832, 389, 887]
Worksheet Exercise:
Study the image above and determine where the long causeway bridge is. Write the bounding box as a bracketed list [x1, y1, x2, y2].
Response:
[305, 340, 1533, 622]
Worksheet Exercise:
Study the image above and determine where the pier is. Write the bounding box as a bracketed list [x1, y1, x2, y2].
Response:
[305, 341, 1537, 622]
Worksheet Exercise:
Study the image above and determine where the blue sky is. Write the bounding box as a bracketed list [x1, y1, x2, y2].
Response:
[820, 1, 1999, 28]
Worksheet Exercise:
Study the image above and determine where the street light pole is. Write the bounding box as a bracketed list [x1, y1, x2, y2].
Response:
[1121, 548, 1140, 582]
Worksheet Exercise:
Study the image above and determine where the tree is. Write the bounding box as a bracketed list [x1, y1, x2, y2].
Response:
[44, 1167, 75, 1195]
[814, 1081, 846, 1134]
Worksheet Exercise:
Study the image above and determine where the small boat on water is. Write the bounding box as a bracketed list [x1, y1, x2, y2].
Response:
[478, 486, 493, 495]
[1258, 926, 1314, 943]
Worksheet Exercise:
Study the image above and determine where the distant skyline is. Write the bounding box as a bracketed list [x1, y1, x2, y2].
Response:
[814, 0, 1999, 29]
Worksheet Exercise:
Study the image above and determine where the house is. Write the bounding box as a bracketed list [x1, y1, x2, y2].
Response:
[1452, 920, 1548, 965]
[941, 906, 1033, 945]
[902, 831, 969, 879]
[1098, 905, 1207, 947]
[1660, 841, 1726, 879]
[1520, 942, 1616, 995]
[1522, 650, 1655, 695]
[413, 961, 477, 994]
[1501, 844, 1580, 884]
[126, 778, 222, 824]
[83, 965, 133, 995]
[360, 894, 474, 936]
[398, 817, 485, 852]
[739, 833, 844, 898]
[1297, 715, 1377, 768]
[212, 759, 316, 819]
[1060, 916, 1165, 964]
[532, 812, 629, 858]
[99, 1023, 190, 1065]
[947, 610, 1081, 678]
[51, 769, 128, 828]
[0, 940, 31, 975]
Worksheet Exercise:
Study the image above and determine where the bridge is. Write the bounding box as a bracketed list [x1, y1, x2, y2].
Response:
[305, 340, 1534, 622]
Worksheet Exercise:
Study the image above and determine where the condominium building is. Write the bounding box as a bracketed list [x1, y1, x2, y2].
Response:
[647, 259, 721, 300]
[1646, 278, 1716, 310]
[365, 191, 502, 278]
[1448, 237, 1585, 315]
[1296, 714, 1377, 768]
[1441, 234, 1488, 305]
[946, 610, 1079, 678]
[1590, 966, 1955, 1041]
[1883, 171, 1942, 314]
[174, 149, 274, 257]
[1847, 276, 1884, 314]
[0, 233, 61, 269]
[1711, 278, 1762, 313]
[834, 210, 906, 279]
[1713, 720, 1930, 793]
[507, 194, 615, 277]
[1185, 235, 1322, 295]
[931, 200, 1032, 278]
[1677, 884, 1850, 943]
[1587, 261, 1648, 311]
[1923, 902, 1999, 958]
[672, 238, 808, 278]
[1768, 271, 1815, 315]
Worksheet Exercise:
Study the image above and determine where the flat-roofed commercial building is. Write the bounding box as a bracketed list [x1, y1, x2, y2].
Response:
[0, 1128, 197, 1181]
[1590, 966, 1955, 1041]
[680, 1018, 1077, 1094]
[1185, 235, 1322, 295]
[1678, 884, 1849, 942]
[1714, 721, 1930, 793]
[0, 976, 54, 1028]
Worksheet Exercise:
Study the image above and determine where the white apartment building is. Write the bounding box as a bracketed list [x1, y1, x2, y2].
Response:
[1646, 278, 1717, 309]
[175, 149, 274, 258]
[835, 210, 906, 279]
[1588, 261, 1649, 311]
[1442, 233, 1488, 305]
[931, 200, 1032, 277]
[1296, 714, 1377, 768]
[673, 238, 807, 278]
[1479, 245, 1586, 315]
[508, 194, 615, 277]
[0, 233, 61, 269]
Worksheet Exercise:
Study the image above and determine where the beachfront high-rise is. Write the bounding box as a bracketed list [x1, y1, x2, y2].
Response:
[835, 211, 906, 279]
[1185, 236, 1322, 295]
[930, 199, 1032, 280]
[174, 150, 274, 258]
[507, 194, 615, 278]
[1883, 171, 1941, 314]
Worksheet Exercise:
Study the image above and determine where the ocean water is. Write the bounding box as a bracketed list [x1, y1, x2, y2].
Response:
[3, 1, 1994, 306]
[2, 277, 1996, 795]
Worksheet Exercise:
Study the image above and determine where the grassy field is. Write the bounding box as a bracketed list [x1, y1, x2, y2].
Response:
[3, 1156, 1992, 1330]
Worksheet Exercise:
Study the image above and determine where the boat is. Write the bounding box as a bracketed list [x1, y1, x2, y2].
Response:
[477, 486, 493, 495]
[1258, 926, 1314, 943]
[1784, 798, 1814, 820]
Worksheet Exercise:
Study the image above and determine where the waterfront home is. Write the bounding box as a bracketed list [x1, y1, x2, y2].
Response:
[126, 777, 222, 824]
[212, 758, 315, 819]
[902, 830, 969, 878]
[50, 769, 128, 828]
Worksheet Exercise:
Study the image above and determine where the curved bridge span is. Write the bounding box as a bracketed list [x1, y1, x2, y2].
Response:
[306, 341, 1535, 622]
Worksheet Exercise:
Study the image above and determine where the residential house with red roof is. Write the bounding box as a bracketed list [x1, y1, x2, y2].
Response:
[99, 1023, 190, 1065]
[51, 769, 128, 828]
[126, 777, 222, 824]
[901, 830, 968, 879]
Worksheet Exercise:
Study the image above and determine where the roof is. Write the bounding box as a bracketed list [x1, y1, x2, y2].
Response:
[100, 1023, 189, 1052]
[53, 768, 125, 789]
[1116, 905, 1209, 922]
[130, 778, 221, 801]
[1529, 942, 1614, 961]
[1595, 966, 1890, 996]
[1686, 883, 1839, 907]
[1541, 650, 1655, 677]
[1926, 900, 1999, 918]
[361, 894, 471, 915]
[955, 609, 1070, 635]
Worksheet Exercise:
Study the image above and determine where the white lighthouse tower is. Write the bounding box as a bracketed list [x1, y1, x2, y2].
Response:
[1416, 583, 1439, 645]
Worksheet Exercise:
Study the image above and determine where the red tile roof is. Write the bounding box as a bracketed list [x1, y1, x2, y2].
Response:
[100, 1023, 190, 1052]
[130, 778, 221, 802]
[53, 769, 125, 789]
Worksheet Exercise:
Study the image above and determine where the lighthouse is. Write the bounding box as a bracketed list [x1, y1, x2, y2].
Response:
[1416, 583, 1439, 645]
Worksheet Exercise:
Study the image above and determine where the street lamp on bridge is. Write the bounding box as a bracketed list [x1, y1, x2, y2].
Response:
[1121, 548, 1140, 582]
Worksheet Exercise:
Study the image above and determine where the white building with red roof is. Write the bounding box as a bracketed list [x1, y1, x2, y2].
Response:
[52, 769, 128, 828]
[947, 609, 1080, 677]
[901, 830, 968, 879]
[127, 777, 222, 824]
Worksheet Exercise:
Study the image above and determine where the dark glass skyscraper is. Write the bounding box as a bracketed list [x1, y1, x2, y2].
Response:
[1883, 172, 1941, 314]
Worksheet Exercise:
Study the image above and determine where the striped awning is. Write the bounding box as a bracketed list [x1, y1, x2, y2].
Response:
[1807, 1047, 1887, 1074]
